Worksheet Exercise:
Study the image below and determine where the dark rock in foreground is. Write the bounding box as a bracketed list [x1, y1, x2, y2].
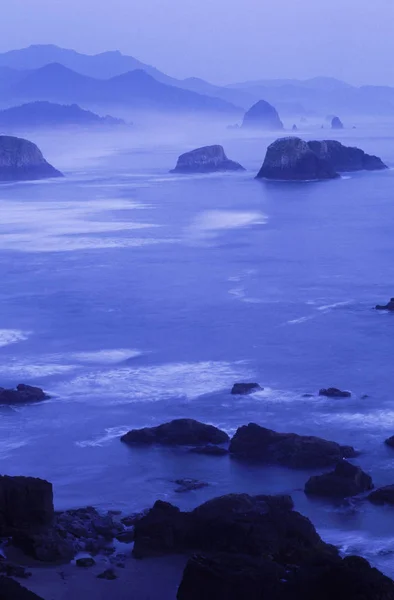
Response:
[319, 387, 351, 398]
[97, 568, 117, 580]
[331, 116, 344, 129]
[76, 557, 96, 567]
[242, 100, 283, 130]
[0, 383, 48, 405]
[133, 493, 324, 559]
[376, 298, 394, 311]
[231, 383, 262, 395]
[368, 485, 394, 506]
[171, 145, 245, 173]
[385, 435, 394, 447]
[0, 135, 63, 181]
[0, 475, 54, 535]
[177, 553, 394, 600]
[229, 423, 356, 468]
[256, 137, 339, 181]
[0, 576, 44, 599]
[257, 137, 387, 181]
[305, 461, 373, 498]
[121, 418, 229, 447]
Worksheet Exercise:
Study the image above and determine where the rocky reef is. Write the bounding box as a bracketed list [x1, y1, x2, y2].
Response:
[0, 383, 48, 405]
[242, 100, 283, 130]
[305, 461, 374, 499]
[171, 145, 244, 173]
[0, 135, 63, 181]
[120, 418, 230, 446]
[257, 137, 387, 181]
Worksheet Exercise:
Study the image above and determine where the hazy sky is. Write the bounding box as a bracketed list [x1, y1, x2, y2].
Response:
[2, 0, 394, 85]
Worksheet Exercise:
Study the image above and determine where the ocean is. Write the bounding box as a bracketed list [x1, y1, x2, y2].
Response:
[1, 122, 394, 575]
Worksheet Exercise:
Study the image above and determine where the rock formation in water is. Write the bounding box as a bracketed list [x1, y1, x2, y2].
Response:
[331, 116, 344, 129]
[0, 136, 63, 181]
[256, 137, 339, 181]
[376, 298, 394, 311]
[231, 382, 262, 395]
[385, 435, 394, 447]
[120, 418, 230, 446]
[242, 100, 283, 130]
[256, 137, 387, 181]
[171, 145, 245, 173]
[0, 476, 54, 535]
[308, 140, 387, 172]
[305, 461, 374, 498]
[292, 123, 298, 131]
[229, 423, 356, 467]
[319, 387, 351, 398]
[368, 485, 394, 506]
[0, 383, 48, 404]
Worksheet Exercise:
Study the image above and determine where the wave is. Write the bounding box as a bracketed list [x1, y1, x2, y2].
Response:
[0, 329, 30, 347]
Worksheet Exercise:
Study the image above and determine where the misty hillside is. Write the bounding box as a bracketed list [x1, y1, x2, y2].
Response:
[0, 101, 125, 129]
[0, 44, 175, 84]
[2, 64, 240, 114]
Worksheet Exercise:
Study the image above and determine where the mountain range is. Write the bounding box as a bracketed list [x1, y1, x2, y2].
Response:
[0, 45, 394, 117]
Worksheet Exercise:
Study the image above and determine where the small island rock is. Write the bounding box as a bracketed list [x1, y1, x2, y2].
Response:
[0, 135, 63, 181]
[257, 137, 387, 181]
[319, 387, 351, 398]
[231, 383, 262, 395]
[171, 145, 244, 173]
[368, 485, 394, 506]
[242, 100, 283, 130]
[305, 461, 373, 498]
[376, 298, 394, 311]
[120, 418, 229, 446]
[0, 384, 48, 405]
[331, 116, 344, 129]
[229, 423, 356, 468]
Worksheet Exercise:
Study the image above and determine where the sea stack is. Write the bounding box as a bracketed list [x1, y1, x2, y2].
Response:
[0, 135, 63, 181]
[171, 145, 245, 173]
[242, 100, 283, 130]
[331, 116, 344, 130]
[256, 137, 387, 181]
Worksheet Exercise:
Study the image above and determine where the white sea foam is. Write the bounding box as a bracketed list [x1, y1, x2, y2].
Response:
[191, 210, 268, 233]
[76, 426, 130, 448]
[316, 300, 353, 311]
[0, 329, 30, 347]
[72, 349, 143, 364]
[53, 360, 253, 404]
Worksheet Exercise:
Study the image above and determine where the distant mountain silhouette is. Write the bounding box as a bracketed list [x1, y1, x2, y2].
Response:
[0, 44, 174, 83]
[0, 101, 124, 129]
[3, 64, 239, 114]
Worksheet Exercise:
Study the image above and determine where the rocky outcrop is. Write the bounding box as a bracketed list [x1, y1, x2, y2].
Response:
[0, 476, 54, 535]
[242, 100, 283, 130]
[120, 418, 229, 446]
[256, 137, 387, 181]
[0, 577, 44, 600]
[177, 553, 394, 600]
[376, 298, 394, 311]
[385, 435, 394, 447]
[308, 140, 387, 172]
[171, 145, 244, 173]
[0, 384, 48, 405]
[229, 423, 356, 468]
[0, 135, 63, 181]
[319, 387, 351, 398]
[331, 116, 344, 129]
[231, 383, 262, 395]
[256, 137, 339, 181]
[368, 485, 394, 506]
[305, 461, 374, 498]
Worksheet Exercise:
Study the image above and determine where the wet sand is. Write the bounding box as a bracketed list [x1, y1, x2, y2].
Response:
[23, 554, 186, 600]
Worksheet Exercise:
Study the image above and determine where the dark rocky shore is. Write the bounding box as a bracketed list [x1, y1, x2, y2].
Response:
[0, 135, 63, 182]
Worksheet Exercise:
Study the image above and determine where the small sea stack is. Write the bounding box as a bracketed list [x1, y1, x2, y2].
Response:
[171, 145, 245, 173]
[242, 99, 283, 130]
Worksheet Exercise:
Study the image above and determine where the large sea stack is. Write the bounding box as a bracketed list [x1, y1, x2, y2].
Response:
[171, 145, 244, 173]
[242, 100, 283, 130]
[257, 137, 387, 181]
[0, 135, 63, 181]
